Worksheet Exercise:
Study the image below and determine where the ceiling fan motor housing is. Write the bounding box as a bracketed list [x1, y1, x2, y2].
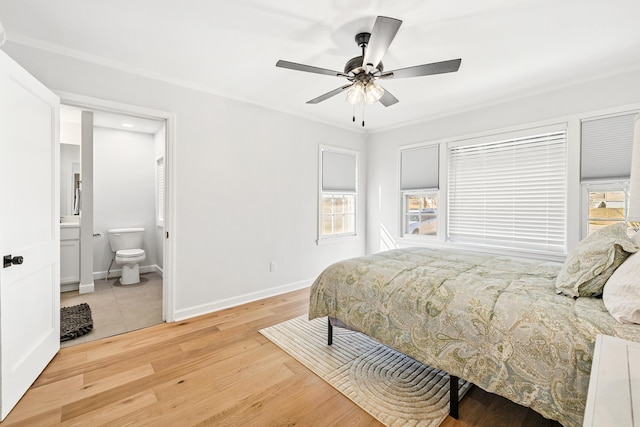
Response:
[345, 32, 383, 77]
[344, 56, 384, 75]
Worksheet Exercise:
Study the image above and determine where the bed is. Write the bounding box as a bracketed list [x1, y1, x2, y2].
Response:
[308, 241, 640, 427]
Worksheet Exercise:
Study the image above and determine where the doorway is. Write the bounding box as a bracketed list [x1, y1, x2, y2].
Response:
[57, 95, 175, 345]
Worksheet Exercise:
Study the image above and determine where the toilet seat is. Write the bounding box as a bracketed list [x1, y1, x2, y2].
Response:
[116, 248, 145, 258]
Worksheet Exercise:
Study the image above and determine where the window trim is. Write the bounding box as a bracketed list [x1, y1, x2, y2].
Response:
[317, 145, 359, 243]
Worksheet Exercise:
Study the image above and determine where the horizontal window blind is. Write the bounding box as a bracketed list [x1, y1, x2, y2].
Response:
[401, 145, 439, 190]
[581, 113, 637, 180]
[448, 129, 567, 253]
[322, 150, 357, 192]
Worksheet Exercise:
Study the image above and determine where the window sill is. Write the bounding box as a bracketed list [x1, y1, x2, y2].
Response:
[316, 234, 360, 246]
[395, 237, 566, 263]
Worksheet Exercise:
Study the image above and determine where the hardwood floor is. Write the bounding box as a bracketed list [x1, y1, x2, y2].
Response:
[4, 288, 561, 426]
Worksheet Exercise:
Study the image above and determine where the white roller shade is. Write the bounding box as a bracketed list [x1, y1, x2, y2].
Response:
[401, 145, 439, 190]
[628, 115, 640, 222]
[581, 113, 637, 180]
[322, 150, 357, 192]
[448, 129, 567, 253]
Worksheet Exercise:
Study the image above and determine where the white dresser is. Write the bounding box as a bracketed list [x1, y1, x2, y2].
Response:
[583, 334, 640, 427]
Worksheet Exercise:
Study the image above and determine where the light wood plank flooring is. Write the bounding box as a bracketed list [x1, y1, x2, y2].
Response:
[4, 288, 561, 426]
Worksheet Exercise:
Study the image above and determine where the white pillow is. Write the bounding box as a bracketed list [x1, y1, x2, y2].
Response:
[603, 251, 640, 324]
[633, 230, 640, 245]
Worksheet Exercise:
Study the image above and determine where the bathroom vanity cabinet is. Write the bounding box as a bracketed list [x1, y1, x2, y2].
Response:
[60, 224, 80, 285]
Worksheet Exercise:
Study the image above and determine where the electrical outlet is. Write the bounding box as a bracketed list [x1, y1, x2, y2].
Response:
[270, 261, 278, 272]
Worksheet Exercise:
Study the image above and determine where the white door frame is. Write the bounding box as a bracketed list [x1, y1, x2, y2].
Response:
[57, 91, 177, 322]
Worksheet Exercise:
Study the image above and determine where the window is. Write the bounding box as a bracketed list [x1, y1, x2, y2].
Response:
[580, 112, 638, 237]
[583, 184, 629, 235]
[319, 147, 357, 240]
[403, 192, 437, 236]
[156, 156, 165, 227]
[400, 145, 439, 236]
[448, 126, 567, 253]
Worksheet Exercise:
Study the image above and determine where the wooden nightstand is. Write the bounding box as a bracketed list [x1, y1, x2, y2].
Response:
[583, 334, 640, 427]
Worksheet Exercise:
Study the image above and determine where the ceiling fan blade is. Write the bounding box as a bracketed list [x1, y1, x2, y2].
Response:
[362, 16, 402, 70]
[381, 58, 462, 79]
[306, 84, 354, 104]
[276, 60, 347, 77]
[379, 88, 399, 107]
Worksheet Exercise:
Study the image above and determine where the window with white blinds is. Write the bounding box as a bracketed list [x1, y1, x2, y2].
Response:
[156, 157, 165, 226]
[581, 112, 637, 181]
[448, 128, 567, 253]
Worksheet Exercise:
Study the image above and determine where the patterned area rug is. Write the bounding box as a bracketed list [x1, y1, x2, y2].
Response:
[60, 303, 93, 342]
[260, 316, 470, 427]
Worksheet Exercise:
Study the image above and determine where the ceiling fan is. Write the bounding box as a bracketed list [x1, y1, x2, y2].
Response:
[276, 16, 462, 111]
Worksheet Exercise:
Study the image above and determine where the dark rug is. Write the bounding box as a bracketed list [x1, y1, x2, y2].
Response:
[60, 303, 93, 342]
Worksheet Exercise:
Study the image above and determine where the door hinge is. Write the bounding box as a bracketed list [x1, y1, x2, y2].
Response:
[166, 231, 169, 239]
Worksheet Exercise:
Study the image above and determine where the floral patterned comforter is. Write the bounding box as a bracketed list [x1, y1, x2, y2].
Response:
[308, 247, 640, 427]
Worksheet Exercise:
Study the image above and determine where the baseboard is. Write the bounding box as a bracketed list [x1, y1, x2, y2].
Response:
[61, 282, 79, 292]
[155, 265, 164, 277]
[93, 264, 160, 281]
[173, 278, 314, 321]
[79, 281, 94, 294]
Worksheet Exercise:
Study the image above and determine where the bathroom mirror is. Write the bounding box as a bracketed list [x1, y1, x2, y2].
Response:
[60, 143, 80, 217]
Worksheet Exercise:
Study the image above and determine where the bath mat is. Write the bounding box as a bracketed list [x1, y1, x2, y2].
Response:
[260, 316, 471, 427]
[60, 303, 93, 342]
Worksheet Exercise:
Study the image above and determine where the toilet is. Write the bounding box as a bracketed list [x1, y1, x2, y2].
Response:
[107, 228, 146, 285]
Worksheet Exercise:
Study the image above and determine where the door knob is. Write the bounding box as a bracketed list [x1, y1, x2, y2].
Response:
[3, 255, 24, 268]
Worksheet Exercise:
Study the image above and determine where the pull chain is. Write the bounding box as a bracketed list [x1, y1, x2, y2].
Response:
[362, 103, 365, 127]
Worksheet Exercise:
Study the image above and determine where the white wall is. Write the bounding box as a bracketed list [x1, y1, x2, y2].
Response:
[366, 68, 640, 256]
[2, 42, 367, 319]
[93, 126, 157, 274]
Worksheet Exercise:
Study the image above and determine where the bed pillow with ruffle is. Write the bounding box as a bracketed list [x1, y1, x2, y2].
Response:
[556, 223, 639, 298]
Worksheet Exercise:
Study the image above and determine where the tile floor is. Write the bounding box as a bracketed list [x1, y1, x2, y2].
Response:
[60, 272, 163, 348]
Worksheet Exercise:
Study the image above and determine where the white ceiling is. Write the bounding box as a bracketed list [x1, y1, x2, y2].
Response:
[2, 0, 640, 132]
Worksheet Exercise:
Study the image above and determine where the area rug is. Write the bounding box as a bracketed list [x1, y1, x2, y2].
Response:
[260, 316, 471, 427]
[60, 303, 93, 342]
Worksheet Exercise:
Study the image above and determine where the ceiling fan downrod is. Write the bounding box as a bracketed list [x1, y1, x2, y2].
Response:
[355, 32, 370, 57]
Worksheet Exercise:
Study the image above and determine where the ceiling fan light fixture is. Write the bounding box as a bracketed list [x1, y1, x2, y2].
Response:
[364, 81, 385, 105]
[346, 81, 366, 105]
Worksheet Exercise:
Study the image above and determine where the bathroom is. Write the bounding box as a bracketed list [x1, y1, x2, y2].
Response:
[59, 105, 166, 345]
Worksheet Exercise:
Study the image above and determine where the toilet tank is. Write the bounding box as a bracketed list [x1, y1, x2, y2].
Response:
[107, 228, 145, 251]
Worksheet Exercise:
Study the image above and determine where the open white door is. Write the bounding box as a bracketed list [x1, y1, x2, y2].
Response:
[0, 50, 60, 420]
